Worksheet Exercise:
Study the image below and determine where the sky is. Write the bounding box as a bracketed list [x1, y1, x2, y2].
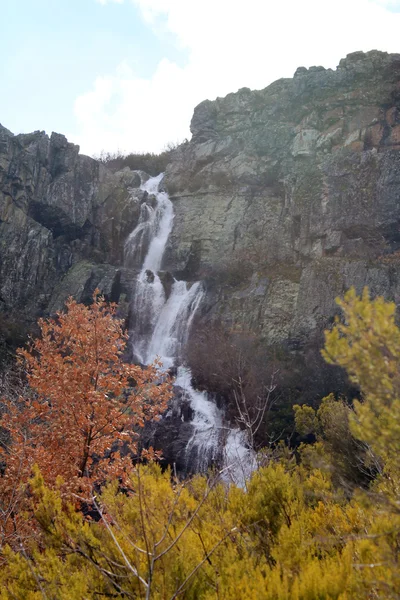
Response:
[1, 0, 400, 156]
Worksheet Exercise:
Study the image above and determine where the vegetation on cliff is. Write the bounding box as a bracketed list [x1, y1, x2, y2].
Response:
[97, 142, 183, 176]
[0, 288, 399, 598]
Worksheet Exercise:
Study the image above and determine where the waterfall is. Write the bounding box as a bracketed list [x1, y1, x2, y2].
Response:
[125, 174, 203, 368]
[125, 173, 256, 486]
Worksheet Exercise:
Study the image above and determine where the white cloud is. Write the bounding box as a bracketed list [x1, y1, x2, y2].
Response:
[370, 0, 400, 8]
[96, 0, 124, 5]
[74, 0, 400, 155]
[74, 58, 193, 154]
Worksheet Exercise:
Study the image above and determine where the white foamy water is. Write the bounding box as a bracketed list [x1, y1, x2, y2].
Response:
[175, 366, 223, 472]
[223, 430, 258, 488]
[142, 175, 174, 274]
[125, 173, 256, 485]
[146, 280, 204, 368]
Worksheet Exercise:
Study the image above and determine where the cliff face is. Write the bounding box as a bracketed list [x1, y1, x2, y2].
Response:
[0, 127, 142, 328]
[2, 50, 400, 371]
[164, 50, 400, 349]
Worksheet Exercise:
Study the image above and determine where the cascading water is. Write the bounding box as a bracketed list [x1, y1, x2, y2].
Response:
[126, 174, 203, 368]
[125, 173, 256, 486]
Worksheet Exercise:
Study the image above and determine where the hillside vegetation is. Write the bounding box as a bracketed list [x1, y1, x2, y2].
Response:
[0, 288, 399, 599]
[97, 142, 184, 175]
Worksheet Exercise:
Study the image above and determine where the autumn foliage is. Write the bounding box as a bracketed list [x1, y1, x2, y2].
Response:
[0, 293, 170, 547]
[0, 288, 400, 598]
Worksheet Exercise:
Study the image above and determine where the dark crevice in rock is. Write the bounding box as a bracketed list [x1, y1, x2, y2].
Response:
[28, 202, 84, 240]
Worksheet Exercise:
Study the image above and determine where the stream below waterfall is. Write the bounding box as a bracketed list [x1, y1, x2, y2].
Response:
[125, 173, 256, 486]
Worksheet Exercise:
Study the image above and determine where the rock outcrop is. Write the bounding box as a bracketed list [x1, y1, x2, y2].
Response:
[0, 127, 141, 326]
[164, 50, 400, 350]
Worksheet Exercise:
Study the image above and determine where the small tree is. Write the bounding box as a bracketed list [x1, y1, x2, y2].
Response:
[0, 292, 171, 546]
[323, 287, 400, 486]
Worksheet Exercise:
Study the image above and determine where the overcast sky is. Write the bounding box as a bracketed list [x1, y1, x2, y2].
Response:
[1, 0, 400, 156]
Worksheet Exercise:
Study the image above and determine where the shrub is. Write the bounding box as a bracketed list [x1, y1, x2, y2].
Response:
[96, 141, 185, 176]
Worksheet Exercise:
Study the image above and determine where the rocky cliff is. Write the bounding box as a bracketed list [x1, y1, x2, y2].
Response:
[0, 126, 145, 341]
[164, 50, 400, 356]
[2, 50, 400, 403]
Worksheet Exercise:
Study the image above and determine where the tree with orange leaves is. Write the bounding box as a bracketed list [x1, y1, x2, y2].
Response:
[0, 292, 170, 547]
